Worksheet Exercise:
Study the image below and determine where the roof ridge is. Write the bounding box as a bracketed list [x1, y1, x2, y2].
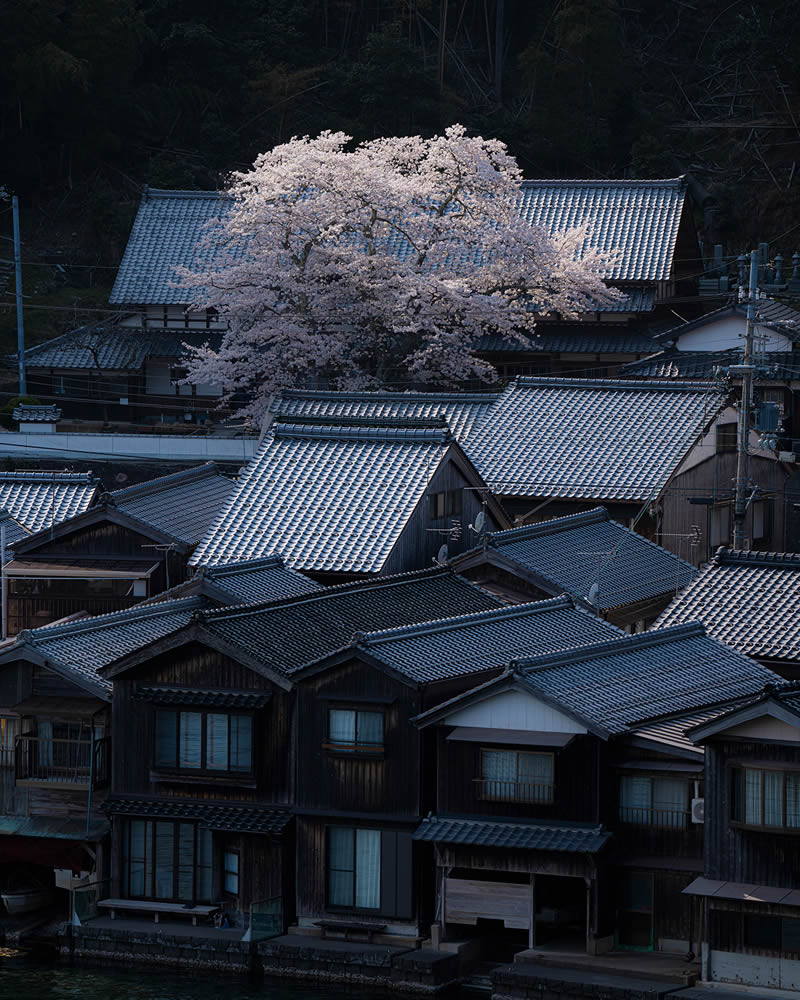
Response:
[204, 555, 286, 576]
[23, 595, 204, 643]
[516, 621, 707, 672]
[359, 595, 575, 646]
[274, 389, 501, 405]
[142, 188, 228, 200]
[110, 462, 220, 501]
[271, 421, 452, 444]
[520, 177, 685, 188]
[714, 547, 800, 568]
[486, 507, 609, 545]
[512, 377, 717, 393]
[0, 471, 96, 483]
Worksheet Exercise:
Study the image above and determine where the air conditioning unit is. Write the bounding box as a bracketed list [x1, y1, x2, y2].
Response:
[691, 798, 705, 824]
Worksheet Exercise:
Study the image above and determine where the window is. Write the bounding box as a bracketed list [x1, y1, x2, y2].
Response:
[710, 505, 731, 548]
[327, 827, 381, 910]
[223, 851, 239, 895]
[619, 775, 689, 828]
[326, 709, 384, 753]
[479, 750, 554, 803]
[730, 766, 800, 830]
[751, 500, 772, 541]
[431, 489, 462, 520]
[716, 423, 738, 453]
[0, 717, 18, 768]
[155, 710, 252, 774]
[122, 820, 212, 902]
[744, 915, 800, 955]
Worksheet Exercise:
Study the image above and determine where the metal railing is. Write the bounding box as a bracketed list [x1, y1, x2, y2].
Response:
[473, 778, 554, 804]
[15, 734, 108, 787]
[618, 805, 689, 829]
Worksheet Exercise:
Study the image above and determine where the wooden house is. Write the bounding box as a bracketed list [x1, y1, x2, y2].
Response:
[655, 549, 800, 680]
[190, 417, 509, 583]
[412, 624, 779, 957]
[288, 597, 620, 941]
[684, 686, 800, 991]
[4, 464, 232, 634]
[449, 507, 698, 630]
[94, 568, 502, 931]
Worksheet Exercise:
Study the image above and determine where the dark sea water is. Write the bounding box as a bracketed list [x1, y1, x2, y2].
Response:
[0, 957, 399, 1000]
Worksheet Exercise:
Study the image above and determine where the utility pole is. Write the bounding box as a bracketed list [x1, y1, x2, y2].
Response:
[12, 195, 26, 395]
[732, 250, 759, 549]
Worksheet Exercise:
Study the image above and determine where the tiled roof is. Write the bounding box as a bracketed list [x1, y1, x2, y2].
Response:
[7, 597, 205, 698]
[654, 549, 800, 663]
[103, 797, 292, 836]
[353, 596, 621, 684]
[200, 555, 322, 603]
[630, 705, 744, 755]
[475, 324, 659, 355]
[108, 463, 233, 546]
[518, 178, 687, 283]
[622, 349, 800, 380]
[457, 507, 697, 610]
[198, 568, 502, 674]
[136, 686, 271, 708]
[655, 298, 800, 345]
[13, 404, 61, 422]
[413, 815, 610, 853]
[0, 509, 31, 547]
[190, 420, 456, 572]
[464, 378, 723, 501]
[0, 472, 99, 534]
[17, 324, 223, 370]
[110, 179, 686, 305]
[269, 390, 499, 442]
[516, 623, 781, 734]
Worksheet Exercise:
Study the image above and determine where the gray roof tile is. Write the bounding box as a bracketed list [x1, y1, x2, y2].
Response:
[355, 596, 622, 684]
[200, 555, 322, 603]
[630, 704, 746, 755]
[110, 179, 686, 305]
[13, 404, 61, 422]
[458, 507, 697, 610]
[464, 378, 724, 501]
[476, 324, 659, 355]
[103, 797, 292, 835]
[198, 568, 502, 674]
[654, 549, 800, 663]
[109, 463, 233, 546]
[517, 623, 781, 734]
[413, 815, 610, 853]
[136, 686, 271, 708]
[0, 472, 99, 534]
[190, 421, 457, 573]
[269, 390, 499, 442]
[622, 349, 800, 380]
[655, 298, 800, 345]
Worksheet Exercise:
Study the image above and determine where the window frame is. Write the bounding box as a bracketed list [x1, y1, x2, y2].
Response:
[477, 748, 555, 804]
[431, 489, 463, 521]
[729, 764, 800, 833]
[326, 826, 382, 913]
[323, 707, 385, 756]
[153, 708, 254, 777]
[121, 819, 213, 904]
[223, 849, 240, 897]
[617, 773, 692, 829]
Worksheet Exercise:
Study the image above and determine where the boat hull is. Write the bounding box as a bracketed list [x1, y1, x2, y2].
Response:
[1, 888, 53, 914]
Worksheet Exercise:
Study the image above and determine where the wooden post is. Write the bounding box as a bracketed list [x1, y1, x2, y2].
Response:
[528, 874, 536, 949]
[585, 878, 592, 954]
[440, 870, 447, 942]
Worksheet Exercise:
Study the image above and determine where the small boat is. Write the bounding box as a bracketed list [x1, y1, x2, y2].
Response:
[1, 887, 54, 915]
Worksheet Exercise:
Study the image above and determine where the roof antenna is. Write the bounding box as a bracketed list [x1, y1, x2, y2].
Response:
[433, 543, 449, 566]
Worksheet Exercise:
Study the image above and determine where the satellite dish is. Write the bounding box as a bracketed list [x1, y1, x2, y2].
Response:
[471, 510, 486, 534]
[435, 543, 449, 566]
[587, 582, 600, 607]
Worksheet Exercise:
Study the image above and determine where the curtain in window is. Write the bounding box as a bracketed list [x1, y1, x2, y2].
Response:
[206, 714, 229, 770]
[179, 712, 202, 769]
[125, 820, 152, 897]
[224, 851, 239, 894]
[328, 827, 354, 907]
[38, 718, 53, 768]
[482, 750, 517, 800]
[787, 775, 800, 829]
[357, 712, 383, 747]
[355, 829, 381, 910]
[620, 776, 651, 822]
[745, 768, 763, 825]
[176, 823, 195, 901]
[230, 715, 252, 772]
[653, 778, 688, 829]
[329, 710, 355, 745]
[154, 822, 175, 899]
[517, 753, 553, 802]
[155, 711, 176, 768]
[764, 771, 784, 827]
[196, 828, 213, 902]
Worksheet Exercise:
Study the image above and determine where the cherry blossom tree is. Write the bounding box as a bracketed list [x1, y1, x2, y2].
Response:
[180, 125, 618, 422]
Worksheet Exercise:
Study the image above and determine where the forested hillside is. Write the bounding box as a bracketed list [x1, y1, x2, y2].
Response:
[2, 0, 800, 348]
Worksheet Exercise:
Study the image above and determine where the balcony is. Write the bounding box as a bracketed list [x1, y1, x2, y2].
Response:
[473, 778, 554, 804]
[15, 734, 108, 790]
[616, 806, 703, 859]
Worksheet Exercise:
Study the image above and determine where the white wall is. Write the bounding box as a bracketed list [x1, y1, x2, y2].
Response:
[676, 314, 793, 352]
[447, 688, 587, 734]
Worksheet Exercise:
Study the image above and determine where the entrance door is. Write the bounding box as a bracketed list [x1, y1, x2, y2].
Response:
[617, 872, 653, 950]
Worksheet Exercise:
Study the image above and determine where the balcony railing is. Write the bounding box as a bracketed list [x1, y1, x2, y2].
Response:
[0, 746, 14, 769]
[473, 778, 554, 804]
[618, 805, 690, 829]
[15, 734, 108, 788]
